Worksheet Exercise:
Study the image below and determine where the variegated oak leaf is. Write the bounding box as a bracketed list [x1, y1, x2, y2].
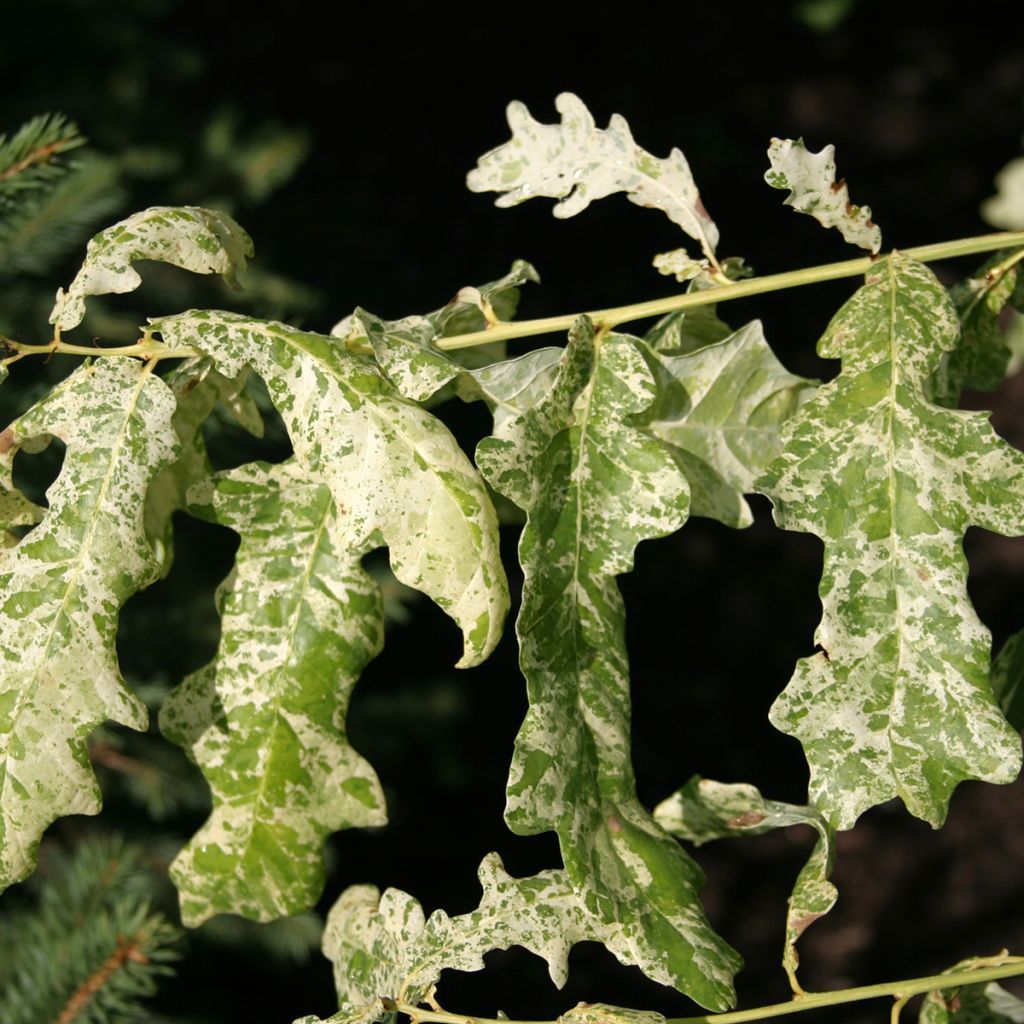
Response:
[50, 206, 253, 331]
[475, 316, 740, 1011]
[468, 93, 719, 259]
[655, 777, 836, 987]
[161, 460, 387, 925]
[296, 854, 698, 1024]
[758, 254, 1024, 829]
[982, 156, 1024, 230]
[765, 138, 881, 254]
[635, 320, 817, 528]
[0, 359, 178, 891]
[151, 310, 508, 670]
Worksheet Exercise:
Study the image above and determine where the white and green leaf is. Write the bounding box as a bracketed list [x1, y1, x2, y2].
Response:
[51, 206, 253, 331]
[475, 316, 740, 1010]
[992, 630, 1024, 732]
[758, 254, 1024, 829]
[982, 156, 1024, 231]
[152, 309, 508, 669]
[161, 460, 387, 925]
[0, 358, 178, 891]
[468, 93, 719, 259]
[765, 138, 881, 253]
[635, 321, 817, 528]
[654, 777, 836, 986]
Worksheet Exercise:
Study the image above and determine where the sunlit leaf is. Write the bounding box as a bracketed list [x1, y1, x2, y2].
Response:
[765, 138, 881, 253]
[0, 359, 178, 891]
[50, 206, 253, 331]
[468, 93, 719, 258]
[758, 254, 1024, 829]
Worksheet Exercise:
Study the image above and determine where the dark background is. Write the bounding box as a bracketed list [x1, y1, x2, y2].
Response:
[2, 1, 1024, 1021]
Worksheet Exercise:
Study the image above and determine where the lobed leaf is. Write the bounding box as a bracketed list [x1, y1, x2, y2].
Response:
[635, 320, 817, 528]
[152, 309, 508, 669]
[161, 460, 387, 925]
[655, 777, 836, 986]
[50, 206, 253, 331]
[468, 93, 719, 258]
[758, 254, 1024, 829]
[765, 138, 881, 253]
[991, 631, 1024, 732]
[475, 316, 740, 1010]
[0, 359, 178, 891]
[298, 854, 691, 1024]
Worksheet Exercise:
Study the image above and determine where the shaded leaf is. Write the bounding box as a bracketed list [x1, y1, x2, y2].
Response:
[51, 206, 253, 331]
[0, 359, 178, 891]
[475, 316, 739, 1010]
[932, 250, 1024, 405]
[635, 321, 816, 528]
[758, 254, 1024, 829]
[654, 777, 836, 986]
[920, 956, 1024, 1024]
[161, 460, 386, 924]
[765, 138, 881, 253]
[468, 93, 719, 258]
[992, 631, 1024, 732]
[152, 310, 508, 669]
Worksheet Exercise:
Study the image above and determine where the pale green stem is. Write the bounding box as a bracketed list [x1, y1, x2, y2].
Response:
[392, 960, 1024, 1024]
[1, 336, 202, 364]
[436, 230, 1024, 351]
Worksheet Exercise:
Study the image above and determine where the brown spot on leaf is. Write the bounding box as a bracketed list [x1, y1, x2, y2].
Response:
[607, 815, 622, 833]
[791, 909, 827, 940]
[728, 811, 767, 828]
[0, 427, 16, 455]
[831, 180, 844, 194]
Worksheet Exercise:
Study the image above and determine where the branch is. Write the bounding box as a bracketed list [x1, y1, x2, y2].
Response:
[54, 932, 150, 1024]
[391, 958, 1024, 1024]
[435, 231, 1024, 351]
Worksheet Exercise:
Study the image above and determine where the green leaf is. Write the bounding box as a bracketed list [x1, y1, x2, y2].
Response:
[757, 254, 1024, 829]
[932, 250, 1024, 405]
[0, 358, 179, 891]
[50, 206, 253, 331]
[475, 316, 740, 1010]
[152, 310, 508, 669]
[635, 321, 817, 528]
[765, 138, 881, 253]
[160, 460, 386, 925]
[919, 956, 1024, 1024]
[654, 777, 836, 986]
[468, 93, 719, 258]
[992, 631, 1024, 732]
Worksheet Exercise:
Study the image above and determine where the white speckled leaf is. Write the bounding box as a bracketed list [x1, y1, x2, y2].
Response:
[161, 459, 386, 925]
[635, 321, 817, 528]
[468, 93, 719, 258]
[50, 206, 253, 331]
[151, 310, 508, 668]
[475, 317, 740, 1010]
[757, 254, 1024, 829]
[982, 157, 1024, 230]
[0, 359, 178, 891]
[301, 852, 708, 1024]
[559, 1005, 666, 1024]
[765, 138, 881, 254]
[919, 956, 1024, 1024]
[654, 777, 836, 984]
